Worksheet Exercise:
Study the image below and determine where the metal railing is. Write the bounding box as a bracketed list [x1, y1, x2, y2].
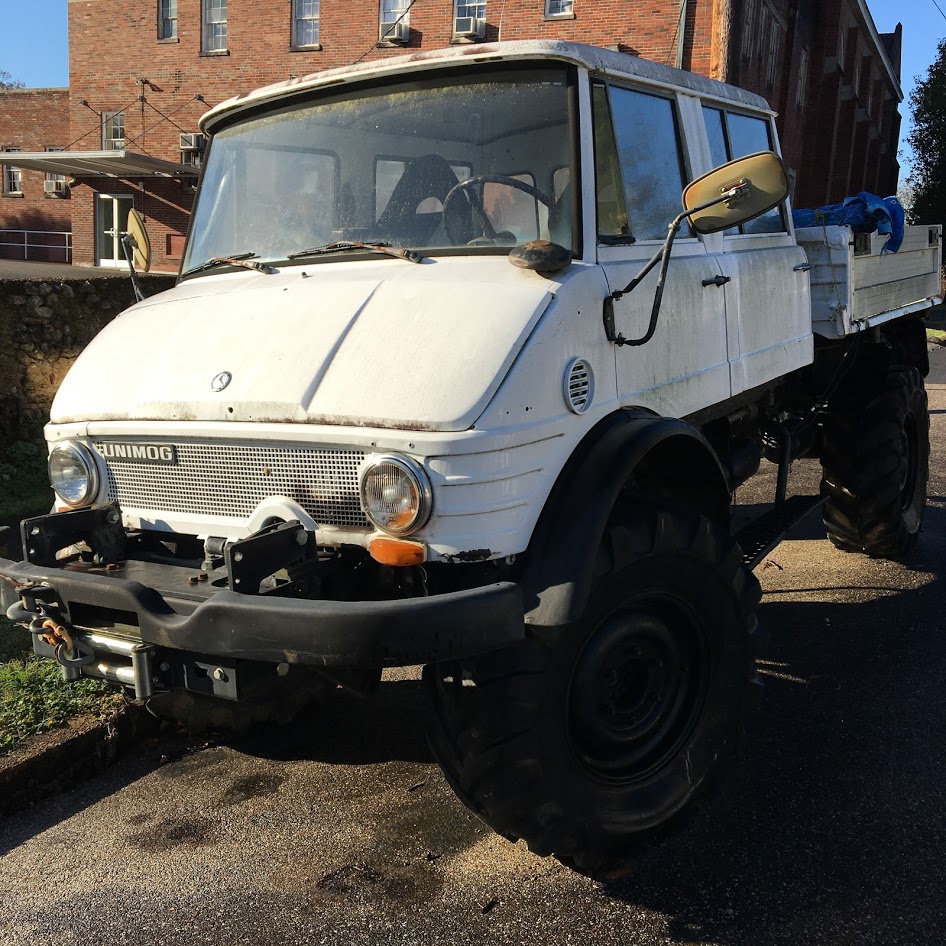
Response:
[0, 229, 73, 264]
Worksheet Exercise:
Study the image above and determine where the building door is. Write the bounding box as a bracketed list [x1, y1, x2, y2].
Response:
[96, 194, 135, 267]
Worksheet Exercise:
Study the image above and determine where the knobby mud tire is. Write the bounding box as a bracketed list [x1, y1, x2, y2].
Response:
[424, 504, 760, 877]
[821, 366, 929, 558]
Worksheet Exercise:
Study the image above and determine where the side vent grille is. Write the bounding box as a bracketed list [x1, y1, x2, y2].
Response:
[564, 357, 594, 414]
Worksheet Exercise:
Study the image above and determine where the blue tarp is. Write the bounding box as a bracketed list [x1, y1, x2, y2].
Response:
[792, 194, 905, 253]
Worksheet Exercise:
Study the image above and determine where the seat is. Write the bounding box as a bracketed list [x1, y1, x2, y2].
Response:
[376, 154, 475, 245]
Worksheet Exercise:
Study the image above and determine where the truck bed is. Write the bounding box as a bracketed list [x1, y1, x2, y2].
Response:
[796, 224, 942, 338]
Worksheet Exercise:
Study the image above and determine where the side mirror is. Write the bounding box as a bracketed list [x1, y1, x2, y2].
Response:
[683, 151, 788, 235]
[125, 209, 152, 272]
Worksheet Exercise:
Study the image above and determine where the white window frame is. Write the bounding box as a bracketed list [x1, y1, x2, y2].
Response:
[102, 112, 125, 151]
[3, 148, 22, 195]
[202, 0, 228, 53]
[158, 0, 177, 39]
[292, 0, 320, 48]
[454, 0, 486, 36]
[741, 0, 755, 61]
[379, 0, 410, 42]
[45, 146, 67, 189]
[765, 19, 779, 88]
[795, 47, 809, 110]
[756, 3, 769, 62]
[545, 0, 573, 15]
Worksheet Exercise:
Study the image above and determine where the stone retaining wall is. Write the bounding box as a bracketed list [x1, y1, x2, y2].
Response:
[0, 275, 175, 446]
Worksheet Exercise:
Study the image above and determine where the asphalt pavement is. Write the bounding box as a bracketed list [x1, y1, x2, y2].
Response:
[0, 349, 944, 946]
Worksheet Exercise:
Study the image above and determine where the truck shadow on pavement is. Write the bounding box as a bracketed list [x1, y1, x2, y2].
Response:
[599, 504, 946, 946]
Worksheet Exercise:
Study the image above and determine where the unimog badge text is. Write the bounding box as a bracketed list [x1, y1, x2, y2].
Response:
[95, 443, 178, 464]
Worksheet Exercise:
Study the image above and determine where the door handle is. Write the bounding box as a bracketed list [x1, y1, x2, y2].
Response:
[702, 274, 730, 288]
[793, 261, 812, 272]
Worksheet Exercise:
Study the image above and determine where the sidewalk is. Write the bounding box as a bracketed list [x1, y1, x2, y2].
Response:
[0, 259, 177, 280]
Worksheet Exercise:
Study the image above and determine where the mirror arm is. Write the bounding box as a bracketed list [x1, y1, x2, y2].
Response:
[121, 234, 146, 303]
[604, 184, 747, 348]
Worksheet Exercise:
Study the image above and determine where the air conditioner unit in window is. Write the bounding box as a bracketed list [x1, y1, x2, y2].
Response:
[179, 133, 206, 152]
[454, 16, 485, 38]
[43, 179, 66, 195]
[380, 18, 409, 43]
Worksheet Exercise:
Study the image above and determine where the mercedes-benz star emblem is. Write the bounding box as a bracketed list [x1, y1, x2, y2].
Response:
[211, 371, 232, 392]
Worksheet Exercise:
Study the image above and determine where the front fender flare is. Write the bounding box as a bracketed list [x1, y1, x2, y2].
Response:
[520, 408, 730, 627]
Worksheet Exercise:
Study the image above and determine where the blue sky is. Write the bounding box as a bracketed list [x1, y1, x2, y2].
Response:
[0, 0, 943, 179]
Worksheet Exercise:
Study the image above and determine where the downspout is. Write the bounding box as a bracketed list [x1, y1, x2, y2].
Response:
[676, 0, 688, 69]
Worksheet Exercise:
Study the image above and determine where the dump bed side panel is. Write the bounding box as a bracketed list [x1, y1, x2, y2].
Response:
[797, 224, 942, 337]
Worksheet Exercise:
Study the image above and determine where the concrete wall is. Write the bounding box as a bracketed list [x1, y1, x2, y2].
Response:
[0, 275, 175, 446]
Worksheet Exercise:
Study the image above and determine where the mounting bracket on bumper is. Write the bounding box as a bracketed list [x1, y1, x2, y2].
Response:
[21, 502, 126, 567]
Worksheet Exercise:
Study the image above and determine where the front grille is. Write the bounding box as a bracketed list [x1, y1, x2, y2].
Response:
[94, 440, 369, 529]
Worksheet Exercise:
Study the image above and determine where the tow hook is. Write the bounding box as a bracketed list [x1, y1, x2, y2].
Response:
[41, 618, 96, 668]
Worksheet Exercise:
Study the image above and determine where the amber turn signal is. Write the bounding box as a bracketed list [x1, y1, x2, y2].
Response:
[368, 537, 427, 566]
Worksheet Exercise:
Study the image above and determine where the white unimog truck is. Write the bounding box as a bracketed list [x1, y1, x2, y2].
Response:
[1, 42, 940, 875]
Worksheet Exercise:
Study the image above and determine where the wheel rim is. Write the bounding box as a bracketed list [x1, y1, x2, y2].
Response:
[899, 411, 920, 512]
[567, 597, 710, 783]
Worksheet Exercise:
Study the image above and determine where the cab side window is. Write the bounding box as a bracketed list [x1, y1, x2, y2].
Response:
[702, 106, 786, 234]
[599, 84, 690, 242]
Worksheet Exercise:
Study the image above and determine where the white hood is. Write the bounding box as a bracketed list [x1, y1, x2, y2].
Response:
[51, 257, 555, 432]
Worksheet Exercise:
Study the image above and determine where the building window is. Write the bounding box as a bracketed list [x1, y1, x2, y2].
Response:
[795, 47, 808, 111]
[756, 3, 769, 62]
[3, 148, 22, 195]
[546, 0, 573, 15]
[765, 19, 779, 88]
[379, 0, 410, 43]
[158, 0, 177, 39]
[292, 0, 320, 47]
[102, 112, 125, 150]
[741, 0, 755, 61]
[454, 0, 486, 37]
[45, 146, 67, 195]
[837, 23, 846, 73]
[203, 0, 228, 52]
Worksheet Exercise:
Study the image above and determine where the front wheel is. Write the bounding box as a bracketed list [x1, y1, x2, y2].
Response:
[821, 366, 929, 557]
[424, 504, 759, 876]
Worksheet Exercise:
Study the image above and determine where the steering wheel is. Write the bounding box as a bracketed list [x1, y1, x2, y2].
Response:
[443, 174, 554, 245]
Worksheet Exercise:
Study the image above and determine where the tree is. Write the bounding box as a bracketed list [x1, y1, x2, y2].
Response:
[907, 38, 946, 225]
[0, 69, 24, 90]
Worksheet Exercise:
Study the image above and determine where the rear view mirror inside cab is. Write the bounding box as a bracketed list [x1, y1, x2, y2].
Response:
[684, 151, 788, 234]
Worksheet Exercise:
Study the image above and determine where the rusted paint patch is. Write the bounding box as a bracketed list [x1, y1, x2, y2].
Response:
[443, 548, 492, 563]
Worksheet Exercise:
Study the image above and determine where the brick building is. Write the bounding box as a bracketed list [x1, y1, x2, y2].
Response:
[0, 0, 904, 271]
[0, 88, 72, 261]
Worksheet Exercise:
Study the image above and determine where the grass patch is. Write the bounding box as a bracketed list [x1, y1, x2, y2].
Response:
[0, 425, 51, 521]
[0, 616, 124, 755]
[927, 327, 946, 345]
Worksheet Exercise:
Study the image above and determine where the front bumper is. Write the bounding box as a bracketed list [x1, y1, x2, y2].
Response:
[0, 554, 524, 668]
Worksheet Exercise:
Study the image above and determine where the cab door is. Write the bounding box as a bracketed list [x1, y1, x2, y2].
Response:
[593, 82, 730, 419]
[701, 106, 813, 394]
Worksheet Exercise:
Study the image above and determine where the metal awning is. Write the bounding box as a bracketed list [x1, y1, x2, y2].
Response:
[0, 150, 197, 178]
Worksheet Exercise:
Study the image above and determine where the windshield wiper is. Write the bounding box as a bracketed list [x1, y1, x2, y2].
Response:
[180, 252, 276, 278]
[287, 240, 423, 263]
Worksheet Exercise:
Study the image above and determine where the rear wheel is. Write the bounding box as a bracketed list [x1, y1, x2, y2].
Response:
[424, 504, 759, 876]
[821, 366, 929, 557]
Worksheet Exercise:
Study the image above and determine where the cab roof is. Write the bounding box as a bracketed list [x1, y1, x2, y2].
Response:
[200, 40, 774, 135]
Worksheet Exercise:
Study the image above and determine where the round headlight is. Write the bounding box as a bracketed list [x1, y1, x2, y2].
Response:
[360, 455, 432, 537]
[48, 441, 98, 507]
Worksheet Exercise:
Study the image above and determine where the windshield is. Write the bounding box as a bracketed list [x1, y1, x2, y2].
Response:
[182, 67, 576, 271]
